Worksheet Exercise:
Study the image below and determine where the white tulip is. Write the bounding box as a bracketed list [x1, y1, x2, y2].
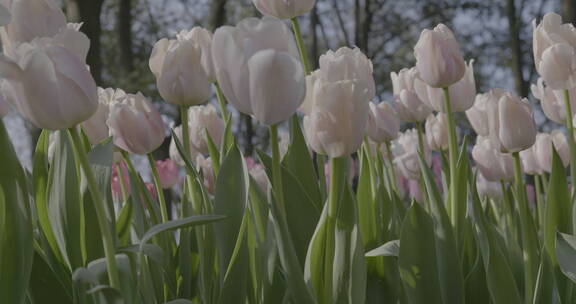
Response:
[249, 164, 270, 193]
[414, 24, 466, 88]
[196, 155, 215, 194]
[390, 67, 432, 122]
[81, 88, 126, 145]
[520, 145, 542, 175]
[169, 125, 200, 166]
[107, 92, 165, 155]
[472, 136, 514, 181]
[476, 171, 504, 201]
[414, 60, 476, 112]
[188, 104, 225, 155]
[425, 113, 449, 151]
[391, 129, 431, 180]
[212, 17, 305, 125]
[530, 78, 576, 124]
[538, 43, 576, 90]
[0, 81, 11, 117]
[494, 92, 537, 153]
[466, 89, 505, 136]
[535, 130, 570, 173]
[150, 28, 213, 106]
[252, 0, 316, 19]
[366, 102, 400, 143]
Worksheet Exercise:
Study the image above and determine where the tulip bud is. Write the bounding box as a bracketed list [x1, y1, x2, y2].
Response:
[414, 60, 476, 112]
[187, 104, 225, 155]
[494, 92, 537, 153]
[0, 0, 66, 46]
[472, 136, 514, 181]
[81, 88, 126, 145]
[476, 172, 503, 200]
[0, 35, 98, 130]
[534, 131, 570, 173]
[538, 43, 576, 90]
[466, 89, 505, 136]
[391, 129, 431, 180]
[414, 24, 466, 88]
[252, 0, 315, 19]
[552, 130, 570, 166]
[107, 92, 165, 154]
[530, 78, 576, 124]
[212, 17, 305, 125]
[156, 159, 180, 189]
[169, 125, 200, 166]
[390, 67, 432, 122]
[425, 113, 449, 151]
[150, 28, 212, 106]
[520, 145, 542, 175]
[533, 13, 576, 78]
[366, 102, 400, 143]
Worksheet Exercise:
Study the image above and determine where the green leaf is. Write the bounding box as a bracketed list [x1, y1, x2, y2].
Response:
[556, 232, 576, 283]
[544, 147, 572, 264]
[140, 215, 226, 248]
[27, 252, 73, 304]
[398, 202, 443, 304]
[533, 247, 559, 304]
[365, 240, 399, 257]
[356, 148, 377, 247]
[116, 199, 133, 246]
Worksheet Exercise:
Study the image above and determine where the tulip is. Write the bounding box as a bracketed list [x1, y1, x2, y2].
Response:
[425, 113, 449, 151]
[530, 78, 576, 124]
[472, 136, 514, 181]
[534, 131, 570, 173]
[533, 13, 576, 89]
[249, 164, 270, 193]
[252, 0, 316, 19]
[187, 104, 225, 154]
[520, 145, 542, 175]
[552, 130, 570, 166]
[212, 17, 305, 125]
[150, 28, 213, 106]
[466, 89, 505, 136]
[111, 161, 130, 203]
[0, 0, 66, 48]
[81, 88, 126, 145]
[0, 83, 10, 117]
[390, 67, 433, 122]
[0, 34, 98, 130]
[414, 24, 466, 88]
[155, 159, 180, 189]
[107, 92, 165, 155]
[391, 129, 431, 180]
[366, 102, 400, 143]
[490, 92, 537, 153]
[196, 155, 215, 194]
[279, 130, 290, 158]
[476, 171, 503, 200]
[414, 60, 476, 112]
[169, 125, 200, 166]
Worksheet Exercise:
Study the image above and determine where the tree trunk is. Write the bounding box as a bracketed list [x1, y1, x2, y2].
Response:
[67, 0, 105, 85]
[118, 0, 134, 73]
[562, 0, 576, 24]
[209, 0, 227, 30]
[506, 0, 528, 97]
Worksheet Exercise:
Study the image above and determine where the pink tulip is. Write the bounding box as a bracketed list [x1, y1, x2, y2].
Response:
[111, 161, 130, 202]
[145, 182, 157, 200]
[155, 158, 180, 189]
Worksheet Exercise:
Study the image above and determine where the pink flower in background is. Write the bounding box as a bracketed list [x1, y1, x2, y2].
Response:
[526, 184, 536, 208]
[408, 179, 423, 203]
[245, 156, 257, 170]
[111, 161, 130, 203]
[145, 182, 157, 200]
[156, 158, 180, 189]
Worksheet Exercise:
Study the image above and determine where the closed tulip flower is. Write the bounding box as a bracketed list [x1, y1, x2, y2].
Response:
[156, 159, 180, 189]
[107, 92, 165, 155]
[491, 92, 537, 153]
[472, 136, 514, 181]
[252, 0, 316, 19]
[425, 113, 449, 151]
[414, 24, 466, 88]
[390, 67, 432, 122]
[535, 131, 570, 172]
[82, 88, 126, 145]
[391, 129, 431, 180]
[249, 164, 270, 193]
[1, 0, 66, 47]
[150, 28, 212, 106]
[188, 104, 225, 154]
[169, 125, 200, 166]
[476, 172, 504, 200]
[414, 60, 476, 112]
[530, 78, 576, 124]
[466, 89, 505, 136]
[366, 102, 400, 143]
[212, 17, 305, 125]
[0, 34, 97, 130]
[520, 145, 542, 175]
[538, 43, 576, 90]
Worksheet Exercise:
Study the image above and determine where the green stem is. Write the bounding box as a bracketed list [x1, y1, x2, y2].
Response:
[116, 160, 128, 202]
[121, 151, 161, 224]
[535, 174, 544, 228]
[384, 140, 399, 194]
[415, 121, 426, 156]
[270, 124, 285, 213]
[214, 82, 229, 120]
[563, 89, 576, 197]
[180, 106, 191, 159]
[443, 87, 460, 231]
[512, 152, 538, 302]
[147, 153, 169, 222]
[328, 157, 347, 218]
[290, 17, 311, 75]
[68, 128, 121, 289]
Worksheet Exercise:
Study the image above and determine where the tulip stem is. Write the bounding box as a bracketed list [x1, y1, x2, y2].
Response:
[290, 17, 311, 75]
[415, 121, 426, 156]
[563, 89, 576, 197]
[270, 124, 286, 213]
[512, 152, 538, 302]
[116, 161, 129, 203]
[214, 82, 229, 120]
[442, 87, 460, 231]
[384, 141, 399, 194]
[68, 127, 121, 290]
[535, 174, 544, 228]
[147, 153, 169, 223]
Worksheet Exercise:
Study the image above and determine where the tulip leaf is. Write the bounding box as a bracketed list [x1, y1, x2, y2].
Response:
[27, 252, 73, 304]
[545, 147, 572, 264]
[398, 202, 443, 304]
[356, 147, 377, 247]
[556, 232, 576, 283]
[116, 198, 133, 246]
[533, 246, 560, 304]
[366, 240, 399, 257]
[140, 214, 226, 249]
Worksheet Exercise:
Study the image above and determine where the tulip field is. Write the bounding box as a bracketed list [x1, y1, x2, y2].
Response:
[4, 0, 576, 303]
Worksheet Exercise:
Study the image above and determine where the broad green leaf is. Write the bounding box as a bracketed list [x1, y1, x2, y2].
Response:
[365, 240, 399, 257]
[545, 147, 572, 264]
[356, 147, 377, 248]
[556, 232, 576, 283]
[140, 215, 226, 248]
[116, 199, 133, 246]
[398, 202, 443, 304]
[0, 122, 33, 304]
[27, 252, 73, 304]
[166, 300, 193, 304]
[533, 247, 560, 304]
